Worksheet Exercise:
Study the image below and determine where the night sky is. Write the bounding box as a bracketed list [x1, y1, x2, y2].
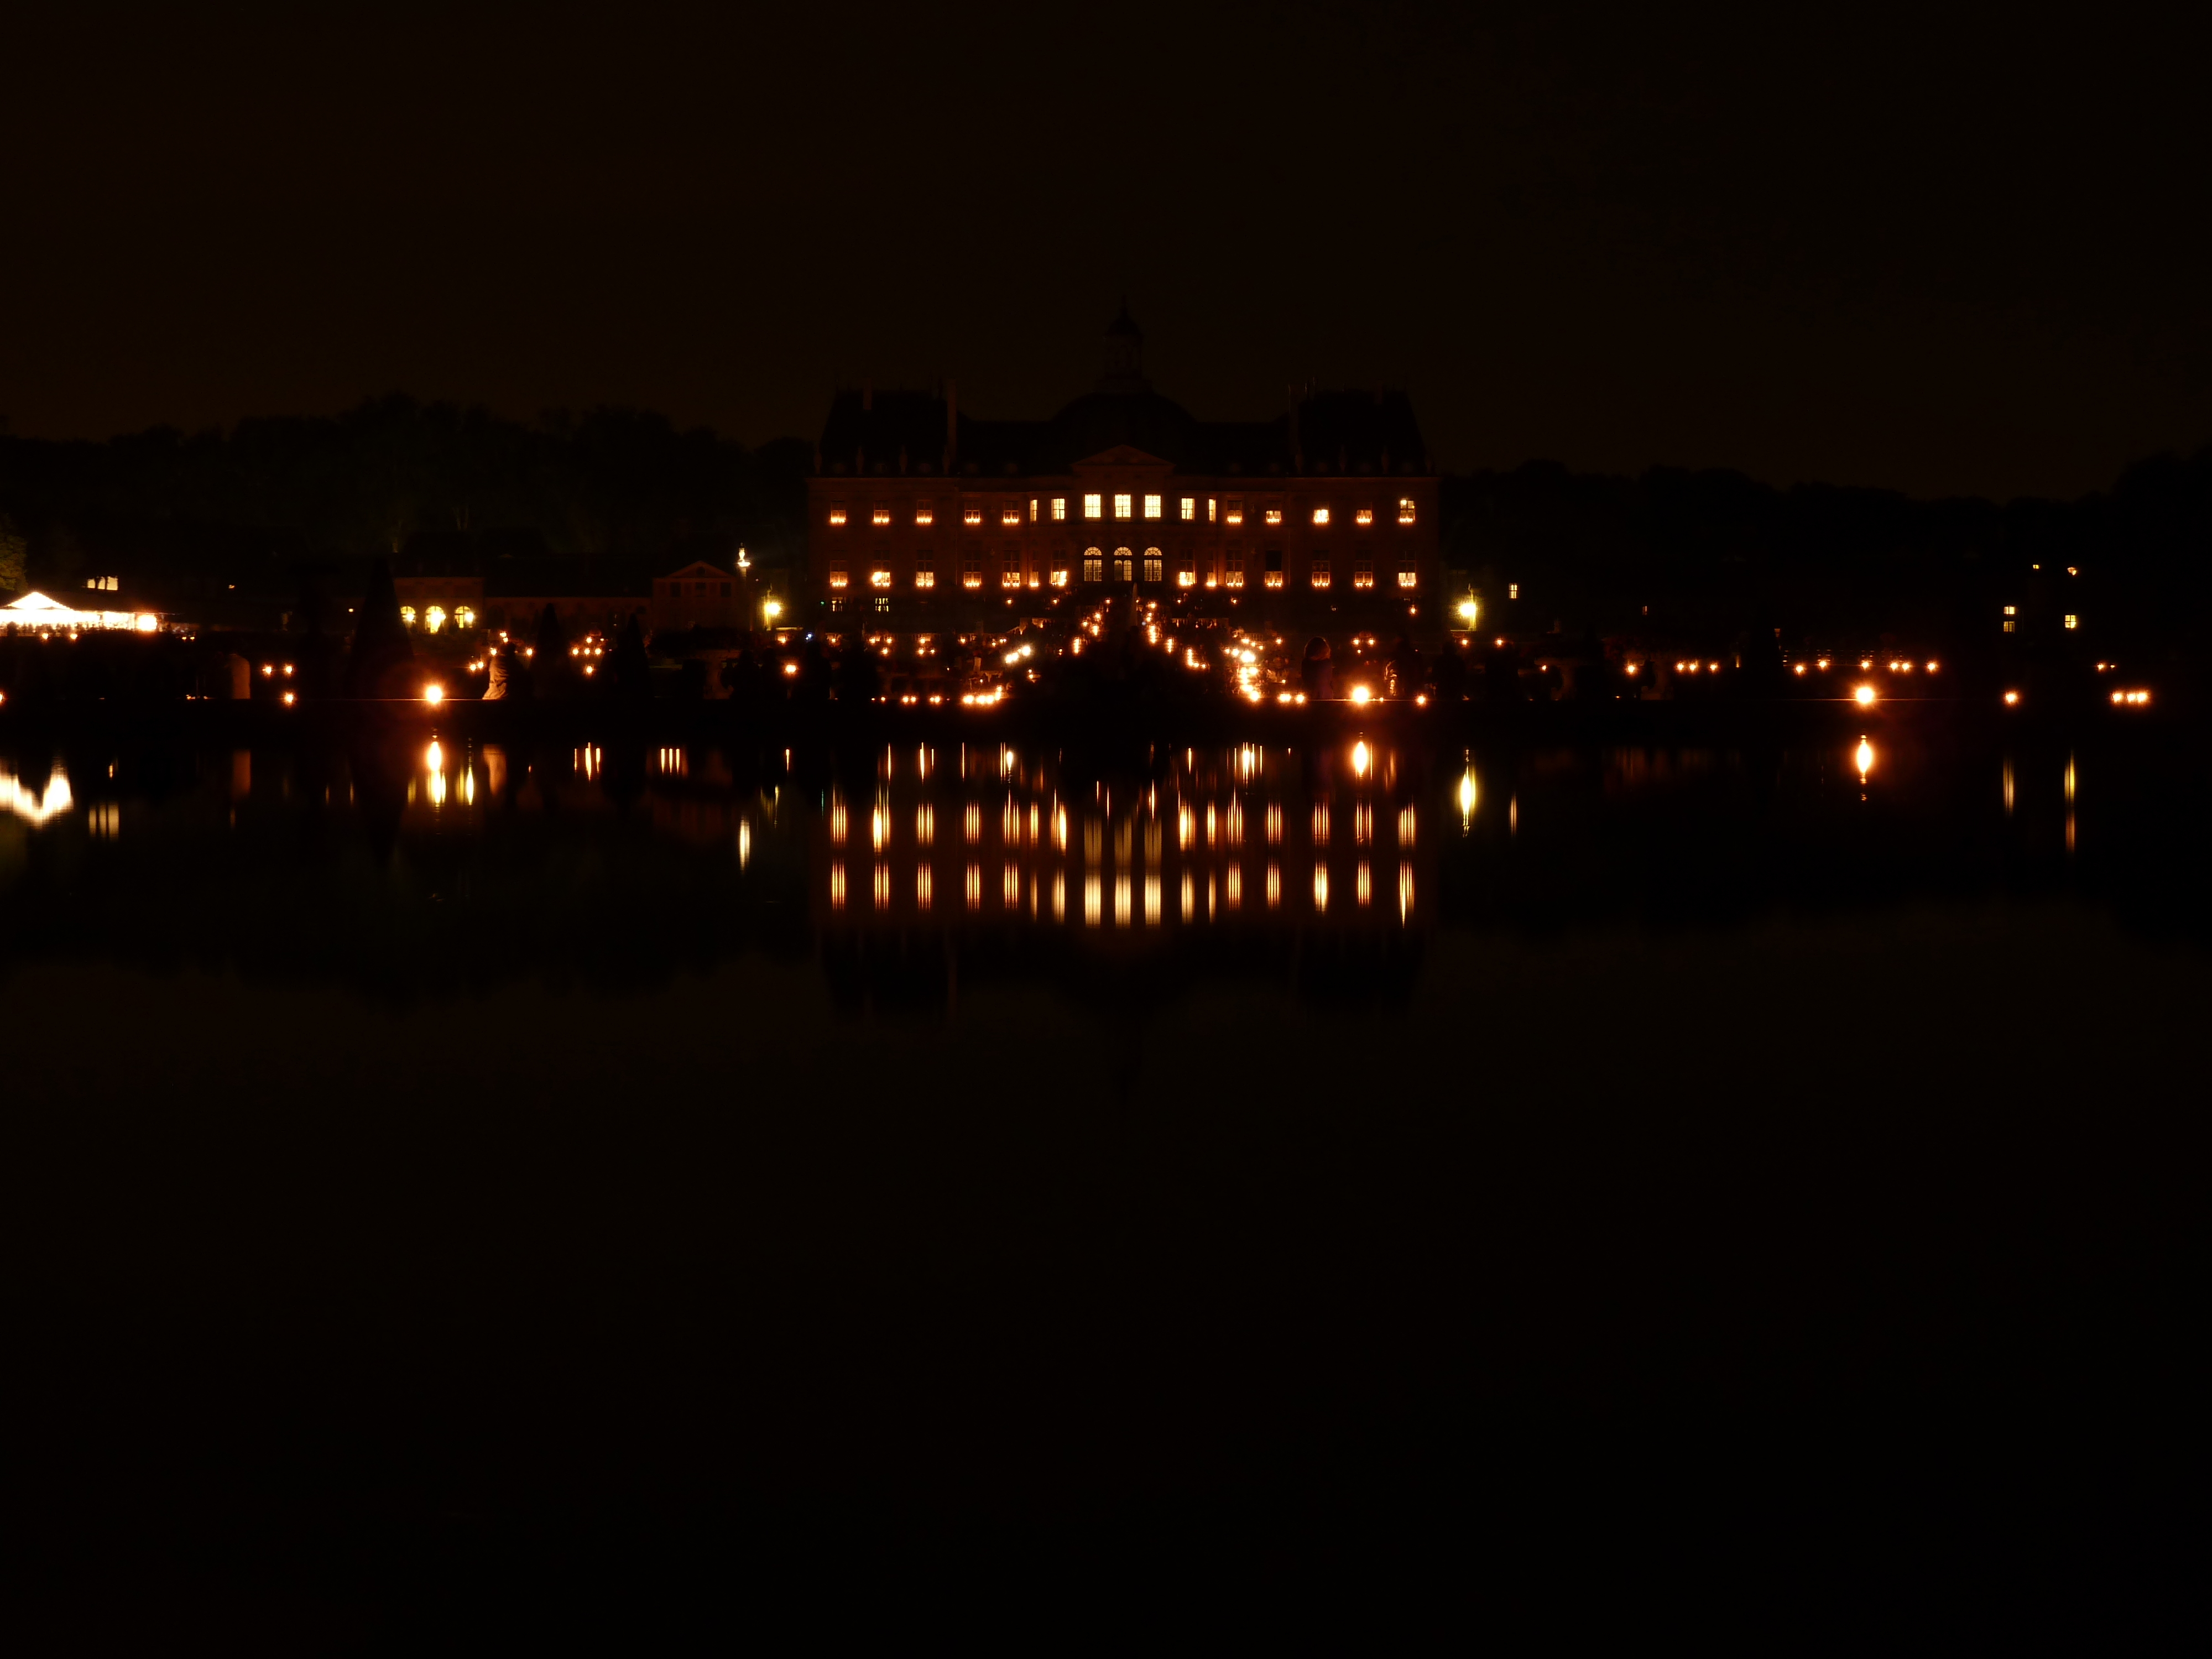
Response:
[6, 1, 2207, 499]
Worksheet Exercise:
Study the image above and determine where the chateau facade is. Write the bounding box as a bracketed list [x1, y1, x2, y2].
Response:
[805, 310, 1440, 639]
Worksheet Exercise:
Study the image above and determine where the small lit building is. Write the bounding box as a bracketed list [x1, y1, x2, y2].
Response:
[649, 561, 744, 634]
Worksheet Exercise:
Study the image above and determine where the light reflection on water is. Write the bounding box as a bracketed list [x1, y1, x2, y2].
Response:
[0, 732, 2198, 1005]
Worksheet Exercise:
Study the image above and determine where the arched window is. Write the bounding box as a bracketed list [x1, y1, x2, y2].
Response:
[1114, 547, 1134, 582]
[1083, 547, 1103, 583]
[1142, 547, 1162, 583]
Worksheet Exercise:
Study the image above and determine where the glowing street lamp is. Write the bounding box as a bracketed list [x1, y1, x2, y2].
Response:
[1853, 684, 1876, 707]
[423, 683, 445, 706]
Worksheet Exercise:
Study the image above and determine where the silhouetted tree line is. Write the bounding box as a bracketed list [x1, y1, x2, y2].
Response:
[7, 396, 2211, 669]
[1443, 452, 2212, 663]
[0, 397, 811, 603]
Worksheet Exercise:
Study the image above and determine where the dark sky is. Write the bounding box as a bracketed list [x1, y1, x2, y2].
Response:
[4, 1, 2207, 498]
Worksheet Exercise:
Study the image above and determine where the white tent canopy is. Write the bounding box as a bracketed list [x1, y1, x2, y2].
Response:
[5, 591, 159, 632]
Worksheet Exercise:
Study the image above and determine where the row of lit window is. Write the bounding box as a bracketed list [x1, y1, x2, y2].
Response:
[399, 604, 478, 632]
[829, 494, 1418, 529]
[831, 549, 1418, 591]
[828, 860, 1415, 921]
[831, 799, 1415, 851]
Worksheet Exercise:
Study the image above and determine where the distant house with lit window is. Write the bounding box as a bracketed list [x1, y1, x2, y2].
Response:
[650, 561, 742, 633]
[805, 308, 1440, 641]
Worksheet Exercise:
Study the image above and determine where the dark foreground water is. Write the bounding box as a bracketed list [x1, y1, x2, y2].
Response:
[4, 718, 2209, 1644]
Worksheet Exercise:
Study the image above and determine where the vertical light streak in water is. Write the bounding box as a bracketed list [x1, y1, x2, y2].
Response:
[2065, 753, 2077, 854]
[2002, 759, 2014, 816]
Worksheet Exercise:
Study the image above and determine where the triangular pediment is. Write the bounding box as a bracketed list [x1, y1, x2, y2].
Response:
[1072, 445, 1174, 472]
[661, 560, 732, 581]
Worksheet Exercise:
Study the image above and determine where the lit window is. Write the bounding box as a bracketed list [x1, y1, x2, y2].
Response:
[1508, 583, 1518, 599]
[963, 554, 983, 589]
[1225, 495, 1244, 526]
[1264, 549, 1284, 589]
[2003, 605, 2017, 616]
[400, 605, 418, 624]
[1144, 494, 1162, 519]
[828, 502, 847, 526]
[1397, 497, 1417, 524]
[828, 564, 848, 589]
[1355, 507, 1373, 526]
[1029, 498, 1039, 523]
[1397, 567, 1418, 588]
[870, 568, 891, 588]
[1002, 500, 1021, 527]
[1311, 559, 1331, 589]
[1053, 497, 1068, 521]
[1313, 505, 1331, 526]
[872, 505, 891, 526]
[1083, 493, 1103, 520]
[1353, 556, 1374, 589]
[1114, 493, 1133, 520]
[1177, 550, 1196, 587]
[914, 553, 934, 588]
[1264, 504, 1283, 526]
[1143, 548, 1162, 583]
[1224, 547, 1244, 588]
[964, 503, 983, 525]
[915, 499, 933, 526]
[1083, 548, 1103, 583]
[455, 605, 477, 628]
[2003, 619, 2016, 634]
[1180, 497, 1196, 521]
[1002, 554, 1021, 588]
[1114, 548, 1134, 582]
[2064, 614, 2079, 630]
[873, 596, 890, 612]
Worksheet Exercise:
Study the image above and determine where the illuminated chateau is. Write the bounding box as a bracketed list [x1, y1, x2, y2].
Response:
[805, 309, 1439, 639]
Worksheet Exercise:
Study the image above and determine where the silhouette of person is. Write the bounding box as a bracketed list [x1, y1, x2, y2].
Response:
[1385, 635, 1423, 699]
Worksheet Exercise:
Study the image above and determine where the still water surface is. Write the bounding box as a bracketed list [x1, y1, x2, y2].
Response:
[3, 724, 2209, 1637]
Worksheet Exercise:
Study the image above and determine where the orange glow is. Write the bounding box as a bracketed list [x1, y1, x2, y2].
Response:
[2004, 690, 2020, 706]
[1853, 685, 1876, 707]
[423, 684, 445, 705]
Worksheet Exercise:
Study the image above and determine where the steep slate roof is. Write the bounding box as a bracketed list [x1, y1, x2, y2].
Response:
[817, 311, 1431, 480]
